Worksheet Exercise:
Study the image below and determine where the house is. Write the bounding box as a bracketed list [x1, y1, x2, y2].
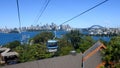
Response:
[83, 41, 106, 68]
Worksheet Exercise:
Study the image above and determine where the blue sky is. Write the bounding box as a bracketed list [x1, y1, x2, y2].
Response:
[0, 0, 120, 28]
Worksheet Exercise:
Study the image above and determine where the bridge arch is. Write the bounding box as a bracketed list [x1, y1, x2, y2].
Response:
[88, 25, 105, 30]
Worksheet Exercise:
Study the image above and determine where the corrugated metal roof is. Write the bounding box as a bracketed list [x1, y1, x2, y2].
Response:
[2, 53, 83, 68]
[83, 41, 101, 57]
[84, 50, 102, 68]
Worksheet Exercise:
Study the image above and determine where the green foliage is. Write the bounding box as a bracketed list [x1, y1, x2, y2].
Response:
[114, 62, 120, 68]
[33, 31, 54, 44]
[14, 44, 53, 63]
[64, 30, 95, 53]
[10, 32, 55, 63]
[59, 46, 73, 56]
[79, 36, 95, 53]
[100, 66, 105, 68]
[102, 36, 120, 67]
[4, 40, 20, 49]
[65, 30, 82, 49]
[108, 36, 120, 62]
[63, 30, 95, 53]
[58, 38, 73, 56]
[3, 31, 96, 64]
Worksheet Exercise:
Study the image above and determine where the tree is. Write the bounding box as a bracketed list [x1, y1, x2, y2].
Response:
[65, 30, 82, 49]
[14, 44, 53, 63]
[13, 31, 57, 63]
[5, 40, 21, 49]
[114, 62, 120, 68]
[33, 31, 54, 44]
[79, 36, 95, 53]
[109, 36, 120, 63]
[101, 45, 113, 67]
[58, 38, 73, 56]
[64, 30, 95, 53]
[102, 36, 120, 67]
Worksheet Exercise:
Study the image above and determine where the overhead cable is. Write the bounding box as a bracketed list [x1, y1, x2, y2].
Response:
[60, 0, 108, 25]
[33, 0, 51, 25]
[16, 0, 22, 32]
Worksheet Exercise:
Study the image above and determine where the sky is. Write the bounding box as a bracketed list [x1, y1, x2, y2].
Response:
[0, 0, 120, 28]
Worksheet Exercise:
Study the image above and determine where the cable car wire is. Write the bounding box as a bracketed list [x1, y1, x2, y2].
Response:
[16, 0, 22, 32]
[60, 0, 108, 25]
[33, 0, 51, 25]
[33, 0, 44, 25]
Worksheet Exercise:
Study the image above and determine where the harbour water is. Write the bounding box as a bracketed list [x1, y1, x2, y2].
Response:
[0, 31, 111, 46]
[0, 31, 67, 45]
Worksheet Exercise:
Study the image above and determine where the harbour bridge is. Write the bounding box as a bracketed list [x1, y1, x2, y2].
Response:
[87, 25, 105, 31]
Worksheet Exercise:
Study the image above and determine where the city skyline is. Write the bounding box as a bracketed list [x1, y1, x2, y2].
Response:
[0, 0, 120, 28]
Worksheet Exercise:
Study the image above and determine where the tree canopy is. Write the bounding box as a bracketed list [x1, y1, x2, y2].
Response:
[2, 30, 96, 64]
[65, 30, 82, 49]
[102, 36, 120, 67]
[5, 40, 21, 49]
[33, 31, 54, 44]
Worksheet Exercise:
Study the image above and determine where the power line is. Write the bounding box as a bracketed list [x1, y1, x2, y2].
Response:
[16, 0, 21, 32]
[33, 0, 51, 25]
[60, 0, 109, 25]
